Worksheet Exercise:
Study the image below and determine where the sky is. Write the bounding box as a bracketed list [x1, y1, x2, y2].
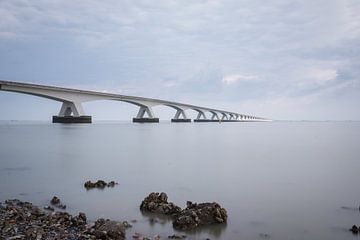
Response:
[0, 0, 359, 121]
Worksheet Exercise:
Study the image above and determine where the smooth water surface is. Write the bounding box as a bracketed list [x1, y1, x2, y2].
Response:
[0, 121, 359, 239]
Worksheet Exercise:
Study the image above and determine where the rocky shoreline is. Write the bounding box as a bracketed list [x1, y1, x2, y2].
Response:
[1, 191, 228, 240]
[0, 199, 128, 240]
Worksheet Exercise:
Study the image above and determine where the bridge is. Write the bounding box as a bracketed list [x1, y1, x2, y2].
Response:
[0, 80, 270, 123]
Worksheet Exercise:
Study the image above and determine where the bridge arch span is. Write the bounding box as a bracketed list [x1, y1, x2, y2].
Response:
[0, 80, 270, 123]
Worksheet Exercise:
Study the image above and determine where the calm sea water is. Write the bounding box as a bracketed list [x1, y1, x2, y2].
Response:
[0, 121, 359, 240]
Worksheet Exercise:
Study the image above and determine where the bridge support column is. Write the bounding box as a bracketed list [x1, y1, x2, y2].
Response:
[171, 109, 191, 122]
[133, 105, 159, 123]
[211, 112, 220, 121]
[194, 110, 210, 122]
[198, 111, 221, 122]
[53, 101, 91, 123]
[221, 113, 228, 121]
[224, 113, 239, 122]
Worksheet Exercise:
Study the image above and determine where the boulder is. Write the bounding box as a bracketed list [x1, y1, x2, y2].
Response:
[50, 196, 66, 209]
[93, 218, 126, 240]
[173, 201, 227, 230]
[350, 225, 359, 234]
[140, 192, 181, 215]
[84, 180, 118, 189]
[50, 196, 60, 205]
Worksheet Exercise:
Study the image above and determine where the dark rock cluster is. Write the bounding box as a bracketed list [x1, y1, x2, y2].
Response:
[0, 199, 126, 240]
[350, 225, 360, 234]
[140, 192, 182, 215]
[90, 218, 126, 240]
[84, 180, 118, 190]
[168, 234, 187, 239]
[173, 201, 228, 230]
[140, 192, 227, 231]
[50, 196, 66, 209]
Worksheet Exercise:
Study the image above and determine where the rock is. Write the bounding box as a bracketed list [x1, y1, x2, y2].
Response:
[122, 220, 132, 228]
[173, 202, 227, 230]
[108, 181, 118, 187]
[71, 212, 87, 227]
[140, 192, 181, 215]
[84, 180, 118, 189]
[50, 196, 66, 209]
[50, 196, 60, 205]
[25, 226, 45, 239]
[0, 199, 127, 240]
[43, 205, 54, 211]
[350, 225, 359, 234]
[93, 218, 126, 240]
[168, 234, 187, 239]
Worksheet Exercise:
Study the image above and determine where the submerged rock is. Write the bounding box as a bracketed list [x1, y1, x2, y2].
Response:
[84, 180, 119, 189]
[173, 201, 227, 230]
[140, 192, 181, 215]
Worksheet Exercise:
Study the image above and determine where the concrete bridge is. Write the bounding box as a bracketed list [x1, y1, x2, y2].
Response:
[0, 80, 270, 123]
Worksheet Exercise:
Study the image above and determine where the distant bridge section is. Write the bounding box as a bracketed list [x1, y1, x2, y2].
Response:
[0, 80, 270, 123]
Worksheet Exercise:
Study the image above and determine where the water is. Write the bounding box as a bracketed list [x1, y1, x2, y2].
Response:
[0, 121, 360, 240]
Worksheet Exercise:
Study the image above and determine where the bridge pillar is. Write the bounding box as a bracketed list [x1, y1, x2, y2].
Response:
[133, 105, 159, 123]
[53, 101, 91, 123]
[221, 113, 228, 121]
[171, 109, 191, 122]
[211, 112, 220, 121]
[194, 110, 209, 122]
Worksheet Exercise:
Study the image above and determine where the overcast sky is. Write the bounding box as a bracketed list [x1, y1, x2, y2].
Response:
[0, 0, 359, 121]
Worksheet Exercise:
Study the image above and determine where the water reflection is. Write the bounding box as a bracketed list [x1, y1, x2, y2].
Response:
[183, 222, 227, 238]
[140, 210, 227, 238]
[141, 211, 173, 226]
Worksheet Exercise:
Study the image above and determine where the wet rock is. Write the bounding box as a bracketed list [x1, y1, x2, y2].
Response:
[108, 181, 117, 187]
[140, 192, 181, 215]
[93, 218, 126, 240]
[50, 196, 60, 205]
[50, 196, 66, 209]
[350, 225, 359, 234]
[0, 199, 126, 240]
[84, 180, 118, 189]
[43, 205, 54, 211]
[173, 201, 227, 230]
[122, 220, 132, 228]
[25, 226, 45, 239]
[168, 234, 187, 239]
[71, 212, 87, 227]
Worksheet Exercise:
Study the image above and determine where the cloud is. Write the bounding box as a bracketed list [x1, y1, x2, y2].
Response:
[0, 0, 360, 120]
[222, 74, 260, 85]
[306, 68, 338, 85]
